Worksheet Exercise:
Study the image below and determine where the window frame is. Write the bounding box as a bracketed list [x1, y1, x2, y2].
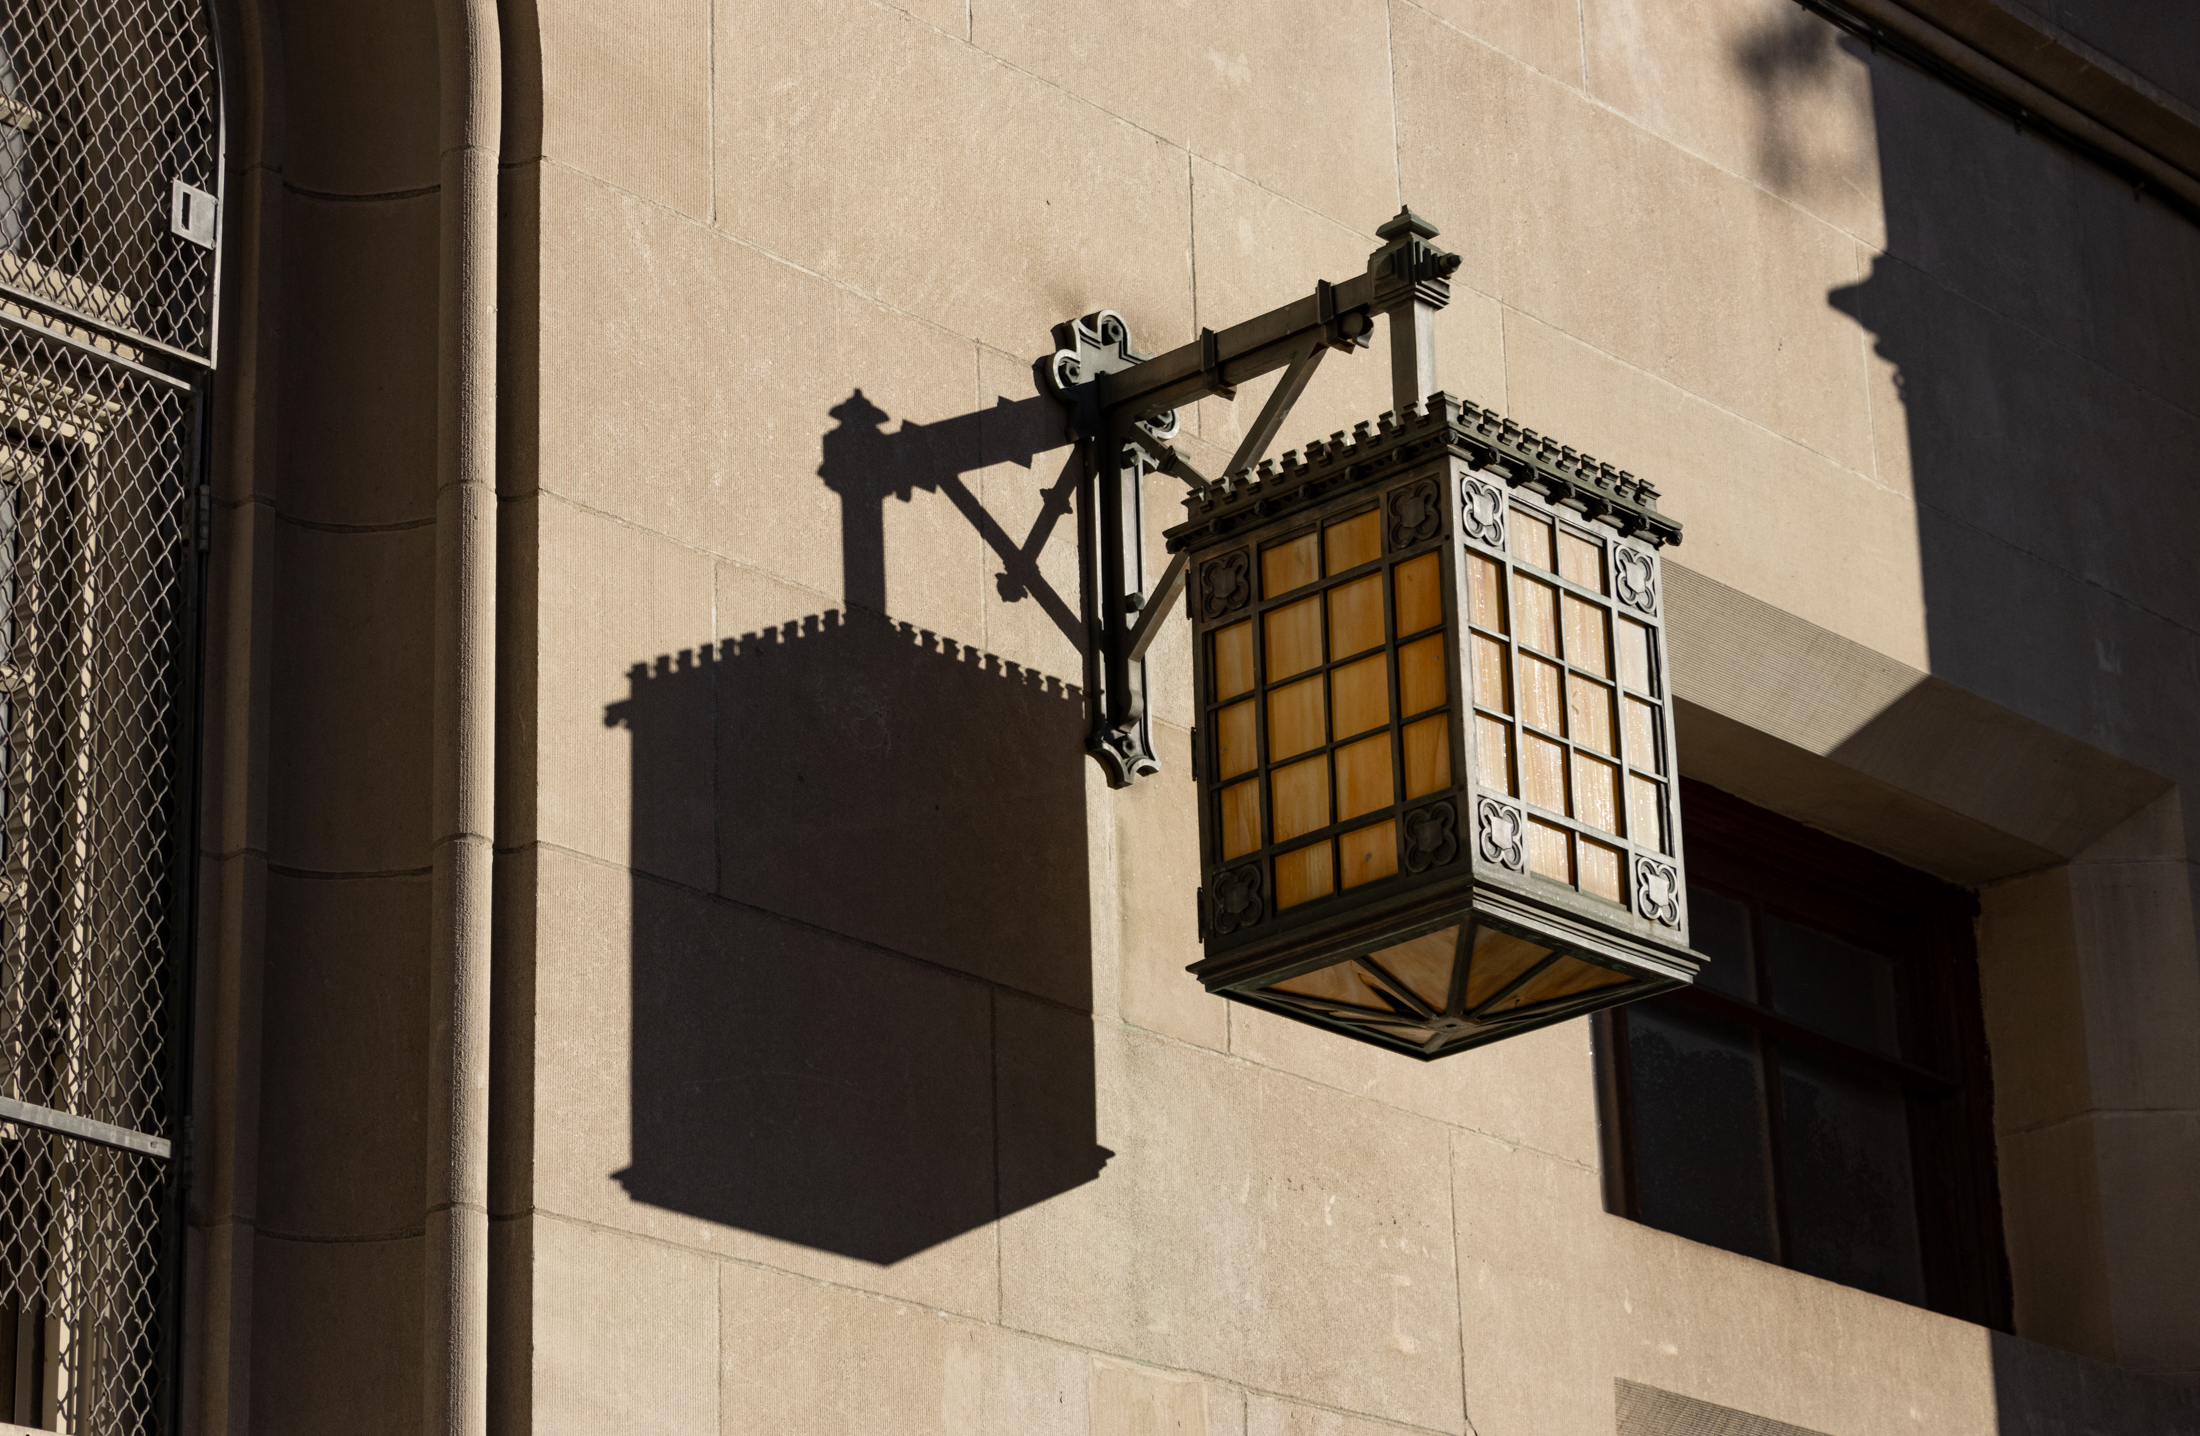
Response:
[1596, 778, 2012, 1328]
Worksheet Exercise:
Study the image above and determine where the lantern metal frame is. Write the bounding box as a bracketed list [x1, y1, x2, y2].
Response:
[1046, 207, 1461, 786]
[1167, 398, 1700, 1058]
[1044, 207, 1703, 1059]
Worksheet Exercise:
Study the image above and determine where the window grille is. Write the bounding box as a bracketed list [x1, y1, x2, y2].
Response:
[0, 0, 221, 1431]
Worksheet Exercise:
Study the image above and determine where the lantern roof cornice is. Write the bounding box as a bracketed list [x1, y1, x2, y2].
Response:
[1163, 393, 1683, 555]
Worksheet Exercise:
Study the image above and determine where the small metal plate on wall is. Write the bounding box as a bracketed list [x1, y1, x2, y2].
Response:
[171, 178, 218, 248]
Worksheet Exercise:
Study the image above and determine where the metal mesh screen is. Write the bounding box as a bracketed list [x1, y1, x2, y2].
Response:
[0, 315, 194, 1433]
[0, 0, 223, 361]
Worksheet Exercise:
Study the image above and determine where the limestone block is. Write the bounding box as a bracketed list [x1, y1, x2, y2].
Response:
[250, 1234, 423, 1435]
[1184, 158, 1506, 464]
[1395, 5, 1877, 475]
[1115, 723, 1227, 1052]
[256, 871, 429, 1240]
[970, 343, 1085, 686]
[270, 0, 440, 194]
[2071, 152, 2200, 415]
[1501, 309, 1926, 668]
[276, 191, 440, 527]
[1227, 1004, 1602, 1168]
[1976, 870, 2092, 1135]
[1994, 1115, 2116, 1361]
[1000, 1023, 1464, 1430]
[536, 494, 717, 887]
[535, 163, 986, 628]
[2094, 1110, 2200, 1375]
[1412, 0, 1585, 86]
[713, 0, 1193, 357]
[1869, 47, 2089, 354]
[1245, 1392, 1436, 1436]
[1582, 0, 1883, 244]
[533, 1216, 719, 1434]
[267, 523, 434, 875]
[719, 1263, 1090, 1435]
[974, 0, 1396, 224]
[2068, 855, 2200, 1112]
[537, 0, 712, 217]
[1452, 1130, 2002, 1436]
[1091, 1357, 1243, 1436]
[525, 846, 1008, 1318]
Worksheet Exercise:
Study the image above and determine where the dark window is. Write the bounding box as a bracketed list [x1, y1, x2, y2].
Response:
[1598, 780, 2011, 1327]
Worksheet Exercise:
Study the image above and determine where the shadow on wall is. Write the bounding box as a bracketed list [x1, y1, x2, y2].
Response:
[601, 380, 1112, 1265]
[1734, 4, 2200, 1427]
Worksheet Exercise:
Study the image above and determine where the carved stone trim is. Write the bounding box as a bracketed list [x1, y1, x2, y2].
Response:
[1199, 549, 1252, 619]
[1476, 797, 1525, 871]
[1634, 856, 1680, 926]
[1459, 472, 1506, 548]
[1403, 801, 1459, 873]
[1212, 865, 1264, 935]
[1386, 477, 1442, 549]
[1614, 545, 1658, 615]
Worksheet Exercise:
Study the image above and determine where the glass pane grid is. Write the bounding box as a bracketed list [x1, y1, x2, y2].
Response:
[1469, 500, 1674, 905]
[1204, 505, 1455, 913]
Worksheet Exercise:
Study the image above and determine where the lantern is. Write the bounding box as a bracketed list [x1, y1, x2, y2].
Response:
[1171, 396, 1700, 1058]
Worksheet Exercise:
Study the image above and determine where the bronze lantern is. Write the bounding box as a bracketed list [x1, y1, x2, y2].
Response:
[1170, 396, 1700, 1058]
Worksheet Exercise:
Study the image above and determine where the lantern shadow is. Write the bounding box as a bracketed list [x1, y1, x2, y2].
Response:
[602, 383, 1110, 1266]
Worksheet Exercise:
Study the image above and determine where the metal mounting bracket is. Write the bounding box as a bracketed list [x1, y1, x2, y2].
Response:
[1045, 207, 1462, 787]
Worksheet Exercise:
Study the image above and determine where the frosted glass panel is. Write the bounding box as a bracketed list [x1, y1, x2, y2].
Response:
[1264, 596, 1323, 679]
[1331, 653, 1390, 739]
[1327, 573, 1385, 658]
[1394, 552, 1444, 636]
[1324, 510, 1381, 574]
[1216, 699, 1257, 779]
[1262, 531, 1319, 596]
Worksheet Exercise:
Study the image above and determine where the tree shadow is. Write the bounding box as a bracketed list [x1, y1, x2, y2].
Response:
[602, 381, 1112, 1265]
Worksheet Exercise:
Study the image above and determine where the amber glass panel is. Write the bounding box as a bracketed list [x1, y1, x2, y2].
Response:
[1220, 779, 1261, 859]
[1465, 926, 1554, 1009]
[1216, 698, 1258, 779]
[1523, 732, 1568, 813]
[1510, 508, 1555, 571]
[1276, 842, 1334, 908]
[1398, 634, 1447, 716]
[1331, 653, 1390, 738]
[1367, 927, 1460, 1012]
[1328, 573, 1385, 658]
[1340, 821, 1399, 890]
[1394, 552, 1444, 636]
[1470, 633, 1512, 714]
[1466, 551, 1506, 634]
[1616, 617, 1655, 694]
[1264, 596, 1323, 679]
[1325, 511, 1382, 574]
[1267, 675, 1326, 760]
[1271, 958, 1390, 1010]
[1271, 754, 1330, 842]
[1213, 620, 1255, 700]
[1629, 773, 1666, 853]
[1519, 653, 1564, 735]
[1407, 715, 1455, 798]
[1514, 574, 1559, 654]
[1625, 696, 1662, 774]
[1336, 733, 1395, 822]
[1562, 594, 1610, 677]
[1490, 954, 1630, 1013]
[1568, 675, 1616, 754]
[1528, 818, 1575, 883]
[1575, 753, 1621, 836]
[1579, 838, 1625, 903]
[1263, 530, 1320, 597]
[1559, 529, 1605, 592]
[1471, 714, 1513, 796]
